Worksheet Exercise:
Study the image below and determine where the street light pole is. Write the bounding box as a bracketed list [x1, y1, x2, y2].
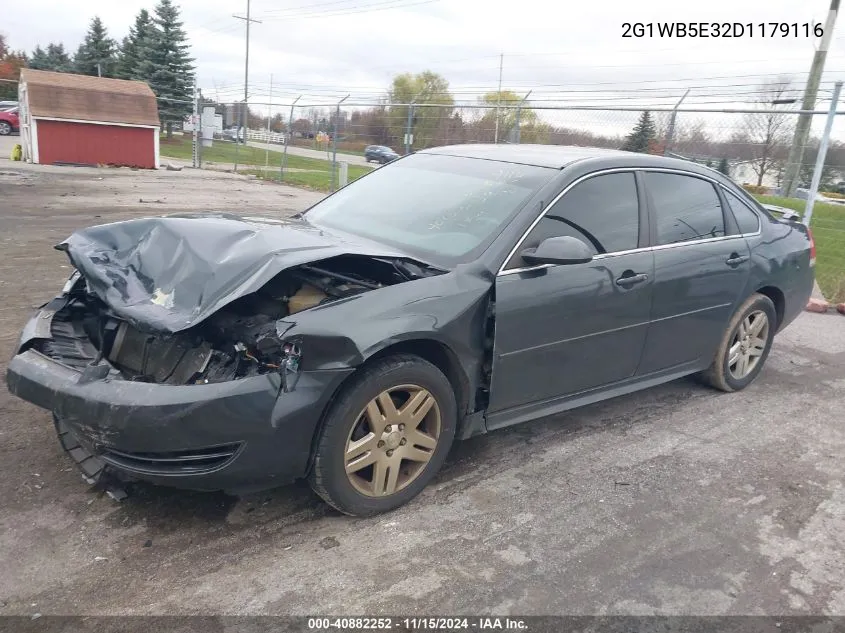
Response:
[804, 80, 842, 227]
[663, 88, 690, 156]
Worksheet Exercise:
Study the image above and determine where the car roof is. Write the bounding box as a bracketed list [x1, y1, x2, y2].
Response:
[418, 144, 723, 176]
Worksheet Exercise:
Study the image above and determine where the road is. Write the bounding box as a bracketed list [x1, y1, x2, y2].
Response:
[0, 158, 844, 617]
[247, 140, 371, 167]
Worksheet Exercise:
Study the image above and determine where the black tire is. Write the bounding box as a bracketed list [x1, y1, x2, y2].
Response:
[308, 354, 457, 516]
[699, 293, 778, 392]
[0, 121, 11, 136]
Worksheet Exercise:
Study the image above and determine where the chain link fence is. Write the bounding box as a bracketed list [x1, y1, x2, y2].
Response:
[172, 100, 845, 303]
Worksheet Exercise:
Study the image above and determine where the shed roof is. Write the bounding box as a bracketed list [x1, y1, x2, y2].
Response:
[20, 69, 160, 128]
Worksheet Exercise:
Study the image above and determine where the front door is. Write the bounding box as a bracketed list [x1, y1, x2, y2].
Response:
[487, 171, 654, 428]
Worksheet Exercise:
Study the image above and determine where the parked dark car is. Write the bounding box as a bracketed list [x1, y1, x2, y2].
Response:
[365, 145, 399, 164]
[0, 107, 19, 135]
[6, 145, 815, 516]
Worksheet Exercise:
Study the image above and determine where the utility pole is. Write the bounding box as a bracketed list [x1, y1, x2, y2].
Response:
[97, 63, 102, 78]
[404, 101, 415, 154]
[280, 95, 301, 182]
[197, 88, 203, 168]
[494, 53, 504, 144]
[782, 0, 839, 197]
[804, 80, 842, 226]
[265, 73, 273, 171]
[663, 88, 690, 156]
[233, 0, 262, 172]
[330, 95, 349, 192]
[514, 90, 532, 143]
[192, 80, 199, 169]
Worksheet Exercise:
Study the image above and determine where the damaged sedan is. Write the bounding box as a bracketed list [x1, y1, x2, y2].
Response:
[6, 145, 815, 516]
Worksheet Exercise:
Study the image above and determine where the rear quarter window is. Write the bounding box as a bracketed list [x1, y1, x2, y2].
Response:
[723, 189, 762, 234]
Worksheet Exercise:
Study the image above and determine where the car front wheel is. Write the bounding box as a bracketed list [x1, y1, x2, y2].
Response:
[699, 292, 777, 392]
[308, 354, 457, 516]
[0, 121, 11, 136]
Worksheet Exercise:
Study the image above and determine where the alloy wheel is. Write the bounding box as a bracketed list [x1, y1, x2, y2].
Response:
[344, 384, 441, 497]
[728, 310, 769, 380]
[0, 122, 10, 135]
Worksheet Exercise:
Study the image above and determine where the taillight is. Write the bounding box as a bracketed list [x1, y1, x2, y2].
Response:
[808, 228, 817, 267]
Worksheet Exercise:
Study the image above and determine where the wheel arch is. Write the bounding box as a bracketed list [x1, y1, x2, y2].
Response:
[304, 337, 472, 475]
[754, 285, 785, 329]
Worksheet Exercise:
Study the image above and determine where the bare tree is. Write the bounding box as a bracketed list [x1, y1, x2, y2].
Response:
[744, 77, 796, 186]
[675, 119, 713, 157]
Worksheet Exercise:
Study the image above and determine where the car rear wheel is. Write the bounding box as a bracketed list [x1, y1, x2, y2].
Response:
[699, 293, 777, 392]
[308, 354, 457, 516]
[0, 121, 11, 136]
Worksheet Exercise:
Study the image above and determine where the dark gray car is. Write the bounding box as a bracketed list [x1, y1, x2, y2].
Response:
[365, 145, 400, 164]
[5, 145, 815, 516]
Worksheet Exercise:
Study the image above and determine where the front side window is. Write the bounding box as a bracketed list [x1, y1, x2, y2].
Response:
[507, 172, 640, 268]
[724, 189, 761, 234]
[645, 172, 726, 245]
[304, 153, 555, 266]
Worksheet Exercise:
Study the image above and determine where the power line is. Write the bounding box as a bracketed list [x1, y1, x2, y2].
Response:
[257, 0, 439, 20]
[256, 0, 436, 17]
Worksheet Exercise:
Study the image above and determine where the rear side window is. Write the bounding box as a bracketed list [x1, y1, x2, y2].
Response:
[514, 172, 640, 263]
[724, 189, 761, 234]
[645, 173, 726, 245]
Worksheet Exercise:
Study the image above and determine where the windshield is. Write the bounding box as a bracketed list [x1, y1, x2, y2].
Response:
[304, 153, 555, 265]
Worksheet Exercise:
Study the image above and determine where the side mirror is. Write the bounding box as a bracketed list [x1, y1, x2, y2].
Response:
[520, 236, 594, 266]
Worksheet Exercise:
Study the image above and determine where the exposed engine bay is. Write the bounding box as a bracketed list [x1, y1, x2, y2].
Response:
[35, 255, 440, 386]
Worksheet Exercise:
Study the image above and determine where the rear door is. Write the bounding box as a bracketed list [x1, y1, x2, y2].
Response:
[637, 170, 752, 374]
[487, 171, 654, 425]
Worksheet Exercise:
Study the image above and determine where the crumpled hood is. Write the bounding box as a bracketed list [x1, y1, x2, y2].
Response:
[56, 214, 408, 333]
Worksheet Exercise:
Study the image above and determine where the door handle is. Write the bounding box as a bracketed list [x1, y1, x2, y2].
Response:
[726, 254, 749, 267]
[615, 272, 649, 287]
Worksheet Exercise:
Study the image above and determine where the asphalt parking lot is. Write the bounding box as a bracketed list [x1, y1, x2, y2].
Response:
[0, 158, 844, 617]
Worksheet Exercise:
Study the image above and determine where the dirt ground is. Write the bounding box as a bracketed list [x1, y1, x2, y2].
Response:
[1, 157, 844, 617]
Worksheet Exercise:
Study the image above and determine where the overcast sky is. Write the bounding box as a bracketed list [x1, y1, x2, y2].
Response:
[4, 0, 845, 136]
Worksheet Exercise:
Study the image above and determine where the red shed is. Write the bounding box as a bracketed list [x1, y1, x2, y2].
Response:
[18, 69, 160, 169]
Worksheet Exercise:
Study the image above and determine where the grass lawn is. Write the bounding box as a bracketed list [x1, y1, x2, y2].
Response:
[754, 194, 845, 303]
[242, 163, 373, 192]
[160, 135, 342, 172]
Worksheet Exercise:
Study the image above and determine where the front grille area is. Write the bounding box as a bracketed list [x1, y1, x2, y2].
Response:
[99, 443, 243, 475]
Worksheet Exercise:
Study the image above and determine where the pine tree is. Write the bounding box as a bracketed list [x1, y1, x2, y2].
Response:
[621, 111, 656, 154]
[115, 9, 152, 80]
[718, 157, 730, 176]
[31, 43, 73, 72]
[29, 45, 48, 69]
[136, 0, 195, 137]
[46, 43, 73, 72]
[73, 17, 117, 77]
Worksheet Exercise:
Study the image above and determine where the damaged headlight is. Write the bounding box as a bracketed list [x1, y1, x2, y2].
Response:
[280, 342, 302, 392]
[61, 270, 82, 294]
[232, 339, 302, 392]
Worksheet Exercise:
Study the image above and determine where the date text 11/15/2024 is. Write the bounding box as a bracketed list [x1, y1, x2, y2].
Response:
[622, 22, 824, 38]
[307, 617, 528, 630]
